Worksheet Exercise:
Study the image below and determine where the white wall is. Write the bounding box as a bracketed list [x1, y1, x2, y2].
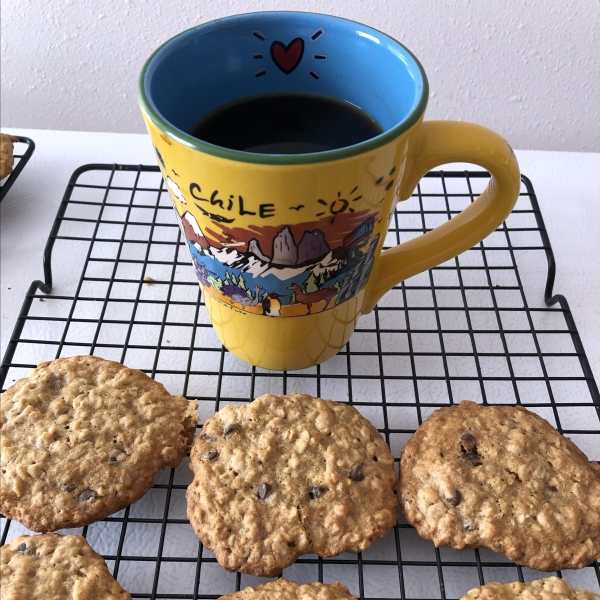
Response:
[1, 0, 598, 152]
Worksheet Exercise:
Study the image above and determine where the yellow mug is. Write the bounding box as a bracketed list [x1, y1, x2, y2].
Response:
[139, 12, 520, 371]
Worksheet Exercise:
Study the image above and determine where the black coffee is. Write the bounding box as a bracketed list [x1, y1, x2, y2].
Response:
[189, 93, 383, 154]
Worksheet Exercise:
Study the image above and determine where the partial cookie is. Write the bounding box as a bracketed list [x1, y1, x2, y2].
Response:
[0, 133, 19, 180]
[399, 401, 600, 571]
[0, 356, 198, 532]
[461, 576, 600, 599]
[1, 533, 131, 600]
[187, 393, 398, 577]
[220, 579, 357, 600]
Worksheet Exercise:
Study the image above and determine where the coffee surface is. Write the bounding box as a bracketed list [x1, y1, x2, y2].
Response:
[189, 93, 383, 154]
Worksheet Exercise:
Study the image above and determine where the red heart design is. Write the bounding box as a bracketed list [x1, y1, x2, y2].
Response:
[270, 38, 304, 74]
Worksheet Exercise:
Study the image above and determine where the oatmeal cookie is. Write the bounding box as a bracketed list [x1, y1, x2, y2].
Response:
[0, 134, 19, 180]
[0, 533, 131, 599]
[0, 355, 198, 532]
[220, 579, 357, 600]
[461, 576, 600, 599]
[399, 401, 600, 571]
[187, 392, 398, 577]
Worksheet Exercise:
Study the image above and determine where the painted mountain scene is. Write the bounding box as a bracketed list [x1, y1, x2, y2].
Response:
[175, 207, 380, 317]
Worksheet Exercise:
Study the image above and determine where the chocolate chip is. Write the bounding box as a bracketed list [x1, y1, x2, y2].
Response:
[308, 486, 326, 499]
[224, 424, 240, 437]
[460, 452, 482, 466]
[257, 483, 272, 500]
[460, 432, 478, 454]
[49, 373, 64, 392]
[506, 468, 522, 483]
[349, 465, 364, 482]
[17, 543, 27, 553]
[202, 433, 214, 441]
[207, 450, 219, 461]
[78, 489, 98, 501]
[446, 490, 462, 506]
[287, 541, 296, 547]
[548, 485, 558, 492]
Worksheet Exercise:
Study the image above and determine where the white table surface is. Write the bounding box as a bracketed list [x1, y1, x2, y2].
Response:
[1, 129, 599, 597]
[2, 128, 599, 385]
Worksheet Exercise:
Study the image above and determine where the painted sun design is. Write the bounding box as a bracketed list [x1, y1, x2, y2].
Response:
[316, 186, 362, 224]
[252, 27, 326, 79]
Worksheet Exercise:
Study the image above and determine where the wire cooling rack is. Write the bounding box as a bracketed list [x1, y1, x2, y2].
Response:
[1, 164, 599, 599]
[0, 136, 35, 202]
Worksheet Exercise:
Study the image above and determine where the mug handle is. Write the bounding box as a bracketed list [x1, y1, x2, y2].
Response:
[362, 120, 521, 313]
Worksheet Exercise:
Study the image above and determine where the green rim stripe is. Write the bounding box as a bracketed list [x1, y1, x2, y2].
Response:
[138, 12, 429, 165]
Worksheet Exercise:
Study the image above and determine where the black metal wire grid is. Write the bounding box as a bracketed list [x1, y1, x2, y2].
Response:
[1, 164, 599, 599]
[0, 136, 35, 202]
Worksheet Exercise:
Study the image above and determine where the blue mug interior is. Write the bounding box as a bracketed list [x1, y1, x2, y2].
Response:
[142, 12, 427, 155]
